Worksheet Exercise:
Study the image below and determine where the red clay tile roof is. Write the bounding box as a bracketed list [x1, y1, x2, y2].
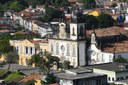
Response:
[36, 5, 45, 8]
[86, 26, 128, 38]
[19, 73, 42, 83]
[103, 40, 128, 53]
[0, 30, 10, 33]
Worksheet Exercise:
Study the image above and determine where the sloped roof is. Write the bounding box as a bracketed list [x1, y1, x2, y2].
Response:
[19, 73, 42, 83]
[103, 40, 128, 53]
[86, 26, 128, 38]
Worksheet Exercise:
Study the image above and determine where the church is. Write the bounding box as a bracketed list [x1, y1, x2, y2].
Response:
[48, 21, 86, 67]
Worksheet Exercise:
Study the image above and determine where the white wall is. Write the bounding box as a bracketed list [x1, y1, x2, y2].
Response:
[93, 69, 116, 83]
[79, 41, 86, 66]
[49, 39, 78, 67]
[88, 43, 114, 65]
[60, 79, 73, 85]
[115, 52, 128, 60]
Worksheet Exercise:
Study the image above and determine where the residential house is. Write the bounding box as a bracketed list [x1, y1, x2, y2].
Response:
[86, 63, 128, 83]
[55, 68, 108, 85]
[9, 38, 48, 66]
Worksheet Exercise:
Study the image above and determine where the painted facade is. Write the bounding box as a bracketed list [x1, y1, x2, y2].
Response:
[49, 22, 86, 67]
[9, 39, 48, 66]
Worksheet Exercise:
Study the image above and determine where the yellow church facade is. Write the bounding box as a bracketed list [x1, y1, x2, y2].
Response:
[9, 38, 49, 66]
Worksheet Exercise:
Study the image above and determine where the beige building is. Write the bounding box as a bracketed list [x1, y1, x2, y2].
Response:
[9, 38, 48, 66]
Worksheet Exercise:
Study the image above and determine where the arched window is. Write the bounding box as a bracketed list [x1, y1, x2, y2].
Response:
[66, 44, 70, 56]
[51, 43, 53, 53]
[56, 43, 59, 55]
[72, 27, 76, 36]
[72, 45, 76, 57]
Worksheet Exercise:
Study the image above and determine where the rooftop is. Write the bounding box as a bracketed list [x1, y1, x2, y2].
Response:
[55, 68, 105, 80]
[86, 26, 128, 38]
[103, 40, 128, 53]
[19, 73, 42, 83]
[86, 63, 128, 72]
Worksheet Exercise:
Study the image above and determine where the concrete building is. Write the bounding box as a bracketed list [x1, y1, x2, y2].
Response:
[87, 63, 128, 83]
[56, 68, 108, 85]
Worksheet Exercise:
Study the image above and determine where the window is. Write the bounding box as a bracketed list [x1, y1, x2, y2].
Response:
[96, 79, 102, 85]
[56, 43, 59, 55]
[72, 27, 76, 36]
[26, 47, 28, 54]
[102, 54, 105, 62]
[40, 49, 42, 57]
[30, 47, 32, 54]
[108, 77, 111, 81]
[44, 49, 46, 56]
[72, 45, 76, 57]
[80, 26, 83, 35]
[126, 76, 128, 79]
[16, 46, 18, 52]
[66, 44, 70, 56]
[51, 43, 53, 53]
[112, 77, 114, 81]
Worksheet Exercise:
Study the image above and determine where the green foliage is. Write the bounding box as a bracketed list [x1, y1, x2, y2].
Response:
[84, 15, 98, 29]
[111, 3, 117, 8]
[97, 13, 114, 28]
[79, 0, 96, 9]
[62, 60, 70, 69]
[114, 57, 128, 63]
[39, 7, 62, 22]
[42, 73, 56, 84]
[29, 53, 60, 72]
[4, 71, 24, 82]
[0, 69, 9, 77]
[4, 52, 19, 63]
[0, 40, 12, 53]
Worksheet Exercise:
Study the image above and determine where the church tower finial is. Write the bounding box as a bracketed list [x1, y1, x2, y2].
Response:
[91, 31, 97, 44]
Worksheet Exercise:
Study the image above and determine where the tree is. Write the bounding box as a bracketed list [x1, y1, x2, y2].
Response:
[4, 52, 19, 63]
[9, 0, 28, 11]
[79, 0, 96, 9]
[0, 40, 12, 53]
[111, 3, 117, 8]
[42, 73, 57, 85]
[62, 60, 70, 69]
[114, 57, 127, 63]
[84, 15, 98, 29]
[97, 13, 114, 28]
[29, 53, 60, 72]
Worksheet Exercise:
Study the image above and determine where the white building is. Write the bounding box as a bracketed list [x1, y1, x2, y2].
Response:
[87, 33, 114, 65]
[49, 22, 86, 67]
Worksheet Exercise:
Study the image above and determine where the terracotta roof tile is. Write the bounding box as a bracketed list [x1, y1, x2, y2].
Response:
[36, 5, 45, 8]
[19, 73, 42, 83]
[86, 26, 128, 38]
[103, 40, 128, 53]
[0, 30, 10, 33]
